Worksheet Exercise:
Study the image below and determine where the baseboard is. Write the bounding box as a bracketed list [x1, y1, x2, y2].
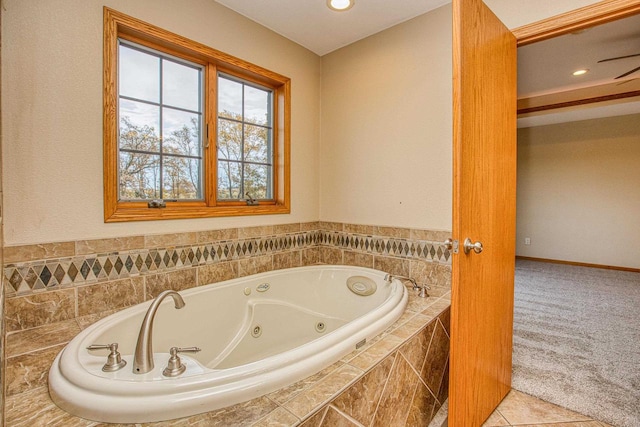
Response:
[516, 256, 640, 273]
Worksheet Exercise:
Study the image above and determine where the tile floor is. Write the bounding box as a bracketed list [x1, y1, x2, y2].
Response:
[483, 389, 612, 427]
[430, 389, 613, 427]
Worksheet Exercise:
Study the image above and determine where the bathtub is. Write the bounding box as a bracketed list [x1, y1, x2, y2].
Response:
[49, 265, 408, 423]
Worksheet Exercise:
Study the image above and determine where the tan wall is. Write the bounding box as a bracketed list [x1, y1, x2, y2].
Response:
[1, 0, 321, 246]
[516, 114, 640, 269]
[319, 5, 453, 231]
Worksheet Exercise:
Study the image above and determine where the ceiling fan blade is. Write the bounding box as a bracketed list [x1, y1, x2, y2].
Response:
[598, 53, 640, 63]
[615, 65, 640, 79]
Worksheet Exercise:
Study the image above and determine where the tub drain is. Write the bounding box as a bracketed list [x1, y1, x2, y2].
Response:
[315, 322, 326, 333]
[251, 325, 262, 338]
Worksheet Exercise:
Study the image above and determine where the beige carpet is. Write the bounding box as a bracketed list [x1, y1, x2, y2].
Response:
[512, 259, 640, 427]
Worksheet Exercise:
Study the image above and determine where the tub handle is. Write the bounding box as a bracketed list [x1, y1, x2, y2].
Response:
[163, 346, 201, 377]
[87, 343, 127, 372]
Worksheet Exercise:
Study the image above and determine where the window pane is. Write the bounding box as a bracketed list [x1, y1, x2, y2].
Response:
[119, 44, 159, 103]
[218, 76, 243, 120]
[218, 118, 242, 161]
[244, 124, 270, 163]
[245, 85, 270, 126]
[244, 164, 270, 199]
[163, 156, 201, 199]
[217, 161, 241, 199]
[119, 152, 160, 200]
[119, 99, 160, 152]
[163, 60, 201, 112]
[163, 108, 201, 156]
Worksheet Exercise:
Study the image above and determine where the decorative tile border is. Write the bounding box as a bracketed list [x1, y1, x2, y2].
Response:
[4, 223, 451, 297]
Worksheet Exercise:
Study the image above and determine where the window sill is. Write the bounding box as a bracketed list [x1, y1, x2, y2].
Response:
[104, 203, 290, 223]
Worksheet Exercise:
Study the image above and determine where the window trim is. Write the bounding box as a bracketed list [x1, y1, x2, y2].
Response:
[103, 7, 290, 222]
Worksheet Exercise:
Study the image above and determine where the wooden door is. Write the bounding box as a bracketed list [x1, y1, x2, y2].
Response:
[450, 0, 517, 425]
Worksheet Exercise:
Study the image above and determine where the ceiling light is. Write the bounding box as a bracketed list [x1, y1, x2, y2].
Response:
[572, 69, 589, 76]
[327, 0, 354, 12]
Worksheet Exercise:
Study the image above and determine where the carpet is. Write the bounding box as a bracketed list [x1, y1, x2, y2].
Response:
[512, 259, 640, 427]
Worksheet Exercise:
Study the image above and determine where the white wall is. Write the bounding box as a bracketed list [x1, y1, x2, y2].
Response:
[1, 0, 321, 245]
[485, 0, 603, 29]
[319, 5, 453, 231]
[516, 113, 640, 269]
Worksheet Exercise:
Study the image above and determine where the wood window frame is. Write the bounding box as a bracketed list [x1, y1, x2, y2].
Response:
[103, 7, 291, 222]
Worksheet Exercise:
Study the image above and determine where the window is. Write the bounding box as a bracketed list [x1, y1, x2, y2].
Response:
[104, 8, 290, 222]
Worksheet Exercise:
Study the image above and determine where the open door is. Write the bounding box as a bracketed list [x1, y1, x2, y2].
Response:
[450, 0, 517, 425]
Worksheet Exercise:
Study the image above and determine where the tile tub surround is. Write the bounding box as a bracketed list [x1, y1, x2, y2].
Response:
[4, 285, 451, 426]
[3, 222, 452, 332]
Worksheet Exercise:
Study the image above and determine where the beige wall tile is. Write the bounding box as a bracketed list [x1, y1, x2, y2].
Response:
[374, 226, 410, 239]
[206, 396, 278, 426]
[343, 251, 373, 268]
[300, 407, 328, 427]
[274, 223, 301, 234]
[5, 386, 94, 427]
[238, 225, 274, 239]
[76, 309, 118, 330]
[4, 242, 75, 264]
[252, 406, 300, 427]
[197, 228, 239, 243]
[273, 251, 301, 270]
[284, 364, 362, 419]
[197, 261, 238, 286]
[405, 379, 438, 426]
[75, 236, 144, 255]
[319, 221, 343, 232]
[371, 353, 420, 426]
[320, 406, 359, 426]
[344, 224, 374, 235]
[6, 344, 64, 396]
[5, 289, 75, 332]
[319, 247, 342, 265]
[77, 277, 144, 317]
[145, 232, 197, 248]
[300, 221, 321, 231]
[302, 248, 321, 266]
[409, 229, 451, 242]
[145, 268, 197, 300]
[410, 260, 436, 285]
[5, 319, 80, 357]
[268, 361, 345, 405]
[374, 256, 409, 276]
[398, 322, 436, 375]
[349, 335, 404, 372]
[392, 314, 433, 340]
[332, 355, 394, 426]
[421, 321, 450, 395]
[238, 255, 273, 277]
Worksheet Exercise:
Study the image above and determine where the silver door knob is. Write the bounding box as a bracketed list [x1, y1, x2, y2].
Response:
[443, 238, 454, 250]
[463, 238, 483, 254]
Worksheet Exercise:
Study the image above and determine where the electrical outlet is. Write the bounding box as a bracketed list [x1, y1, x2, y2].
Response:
[524, 237, 531, 245]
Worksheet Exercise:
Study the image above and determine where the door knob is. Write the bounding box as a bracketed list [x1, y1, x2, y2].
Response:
[442, 238, 459, 254]
[463, 238, 483, 254]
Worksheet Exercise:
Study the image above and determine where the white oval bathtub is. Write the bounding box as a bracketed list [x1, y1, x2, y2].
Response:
[49, 265, 408, 423]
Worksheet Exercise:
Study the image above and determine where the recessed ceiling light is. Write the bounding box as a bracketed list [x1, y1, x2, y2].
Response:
[572, 69, 589, 76]
[327, 0, 354, 12]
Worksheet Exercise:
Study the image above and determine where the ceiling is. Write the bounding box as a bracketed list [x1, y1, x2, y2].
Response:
[214, 0, 450, 56]
[215, 0, 640, 126]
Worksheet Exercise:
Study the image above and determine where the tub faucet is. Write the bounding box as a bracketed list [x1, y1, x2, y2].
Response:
[133, 290, 185, 374]
[384, 273, 430, 298]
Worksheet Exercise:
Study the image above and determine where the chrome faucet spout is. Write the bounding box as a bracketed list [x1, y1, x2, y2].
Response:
[133, 290, 185, 374]
[385, 273, 418, 289]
